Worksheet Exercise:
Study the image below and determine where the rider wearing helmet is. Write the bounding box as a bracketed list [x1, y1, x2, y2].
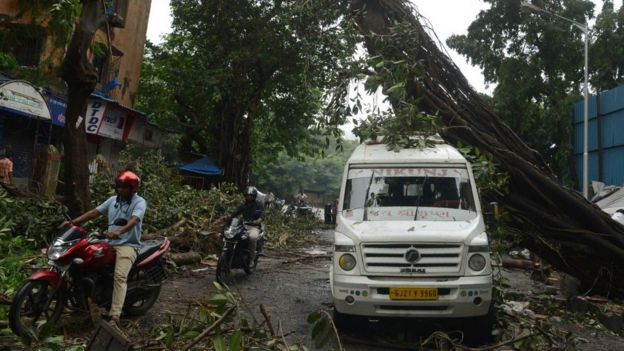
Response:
[230, 186, 264, 266]
[62, 170, 147, 332]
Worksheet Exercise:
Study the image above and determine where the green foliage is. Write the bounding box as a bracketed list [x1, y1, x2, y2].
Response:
[457, 143, 510, 195]
[591, 1, 624, 90]
[444, 0, 624, 184]
[48, 0, 81, 46]
[137, 0, 358, 181]
[341, 31, 441, 151]
[252, 139, 357, 200]
[0, 53, 17, 70]
[91, 146, 242, 234]
[307, 311, 338, 349]
[10, 0, 81, 47]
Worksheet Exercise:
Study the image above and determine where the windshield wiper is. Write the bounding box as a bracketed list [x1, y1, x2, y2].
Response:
[414, 176, 429, 221]
[363, 171, 376, 221]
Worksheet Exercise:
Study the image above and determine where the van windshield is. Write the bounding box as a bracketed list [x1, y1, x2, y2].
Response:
[342, 167, 477, 221]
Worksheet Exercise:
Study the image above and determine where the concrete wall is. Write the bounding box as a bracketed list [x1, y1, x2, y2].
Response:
[107, 0, 152, 107]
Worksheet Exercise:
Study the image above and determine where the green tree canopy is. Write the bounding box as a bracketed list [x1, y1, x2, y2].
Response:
[446, 0, 600, 184]
[137, 0, 357, 185]
[251, 139, 358, 200]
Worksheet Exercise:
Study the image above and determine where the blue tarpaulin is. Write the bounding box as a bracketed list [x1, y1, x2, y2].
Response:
[179, 157, 222, 176]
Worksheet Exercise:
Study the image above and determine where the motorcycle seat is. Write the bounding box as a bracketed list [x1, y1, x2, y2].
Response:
[136, 240, 163, 264]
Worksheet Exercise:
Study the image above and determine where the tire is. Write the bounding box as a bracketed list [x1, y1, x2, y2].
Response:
[123, 285, 162, 316]
[332, 308, 364, 332]
[244, 241, 263, 275]
[243, 257, 255, 275]
[216, 251, 232, 284]
[9, 280, 66, 337]
[462, 304, 495, 346]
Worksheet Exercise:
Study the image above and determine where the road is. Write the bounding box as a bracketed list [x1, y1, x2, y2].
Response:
[149, 229, 624, 350]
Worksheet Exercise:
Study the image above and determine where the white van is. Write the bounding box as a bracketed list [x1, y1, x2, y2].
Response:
[330, 140, 493, 336]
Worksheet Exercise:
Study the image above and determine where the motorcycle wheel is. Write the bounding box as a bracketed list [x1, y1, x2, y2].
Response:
[9, 280, 66, 337]
[243, 254, 257, 275]
[216, 251, 232, 284]
[123, 285, 162, 316]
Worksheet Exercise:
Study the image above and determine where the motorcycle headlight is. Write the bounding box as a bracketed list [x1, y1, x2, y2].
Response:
[224, 228, 236, 239]
[47, 244, 67, 261]
[338, 254, 356, 271]
[468, 254, 486, 272]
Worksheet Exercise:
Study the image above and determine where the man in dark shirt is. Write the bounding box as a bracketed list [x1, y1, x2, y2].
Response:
[230, 186, 264, 266]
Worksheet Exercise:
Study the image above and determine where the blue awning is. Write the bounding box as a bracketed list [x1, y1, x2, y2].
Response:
[179, 157, 222, 176]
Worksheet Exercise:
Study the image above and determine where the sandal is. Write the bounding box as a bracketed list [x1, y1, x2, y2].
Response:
[108, 318, 128, 339]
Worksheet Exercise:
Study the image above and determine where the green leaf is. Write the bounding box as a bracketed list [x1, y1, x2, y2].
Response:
[184, 330, 200, 339]
[386, 82, 405, 95]
[306, 311, 322, 324]
[206, 293, 229, 307]
[214, 334, 226, 351]
[229, 330, 242, 351]
[312, 316, 332, 348]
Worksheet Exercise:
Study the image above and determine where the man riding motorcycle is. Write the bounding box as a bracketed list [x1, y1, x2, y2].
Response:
[229, 186, 264, 266]
[60, 171, 146, 332]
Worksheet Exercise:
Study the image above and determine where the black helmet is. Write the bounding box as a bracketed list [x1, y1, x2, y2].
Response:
[245, 186, 258, 197]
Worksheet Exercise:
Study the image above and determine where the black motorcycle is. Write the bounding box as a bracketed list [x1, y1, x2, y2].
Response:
[216, 218, 266, 284]
[282, 203, 315, 218]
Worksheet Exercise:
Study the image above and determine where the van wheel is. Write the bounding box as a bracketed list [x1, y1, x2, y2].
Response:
[332, 309, 364, 332]
[462, 304, 494, 346]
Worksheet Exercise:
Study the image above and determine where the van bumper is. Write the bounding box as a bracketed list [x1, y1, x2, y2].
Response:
[332, 272, 492, 318]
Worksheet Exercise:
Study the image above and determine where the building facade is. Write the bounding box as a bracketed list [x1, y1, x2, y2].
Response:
[0, 0, 159, 189]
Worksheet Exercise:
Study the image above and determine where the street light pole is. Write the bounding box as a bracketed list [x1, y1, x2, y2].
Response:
[521, 1, 590, 199]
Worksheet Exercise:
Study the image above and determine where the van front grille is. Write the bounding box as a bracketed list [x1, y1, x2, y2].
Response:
[361, 243, 462, 276]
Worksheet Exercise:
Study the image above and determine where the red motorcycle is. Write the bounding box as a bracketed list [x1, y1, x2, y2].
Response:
[9, 219, 170, 336]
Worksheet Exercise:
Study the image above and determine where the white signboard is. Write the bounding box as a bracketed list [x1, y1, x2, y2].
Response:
[97, 106, 126, 140]
[0, 81, 51, 120]
[85, 99, 107, 134]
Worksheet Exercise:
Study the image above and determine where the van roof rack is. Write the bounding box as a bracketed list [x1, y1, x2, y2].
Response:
[363, 133, 445, 146]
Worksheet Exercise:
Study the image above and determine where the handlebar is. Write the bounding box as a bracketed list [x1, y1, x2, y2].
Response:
[89, 232, 106, 240]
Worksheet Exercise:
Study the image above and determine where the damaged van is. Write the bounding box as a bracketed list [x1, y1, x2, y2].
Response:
[330, 139, 493, 338]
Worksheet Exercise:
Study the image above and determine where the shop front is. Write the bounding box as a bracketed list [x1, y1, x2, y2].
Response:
[0, 77, 55, 186]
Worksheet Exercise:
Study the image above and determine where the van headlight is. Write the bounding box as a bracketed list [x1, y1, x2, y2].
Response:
[338, 254, 356, 271]
[468, 254, 486, 271]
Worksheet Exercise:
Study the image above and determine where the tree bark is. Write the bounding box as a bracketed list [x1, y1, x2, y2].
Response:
[60, 1, 107, 216]
[350, 0, 624, 296]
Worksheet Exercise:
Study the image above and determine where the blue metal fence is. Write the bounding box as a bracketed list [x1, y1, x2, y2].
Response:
[573, 85, 624, 189]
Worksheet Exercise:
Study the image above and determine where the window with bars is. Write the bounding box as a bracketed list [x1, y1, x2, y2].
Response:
[110, 0, 130, 28]
[0, 25, 45, 67]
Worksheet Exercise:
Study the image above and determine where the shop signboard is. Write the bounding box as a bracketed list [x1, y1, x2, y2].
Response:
[46, 95, 67, 126]
[97, 104, 127, 141]
[0, 81, 51, 120]
[85, 99, 107, 135]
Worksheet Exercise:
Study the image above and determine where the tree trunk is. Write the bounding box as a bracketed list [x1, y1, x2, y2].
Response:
[60, 1, 107, 216]
[217, 97, 256, 187]
[350, 0, 624, 296]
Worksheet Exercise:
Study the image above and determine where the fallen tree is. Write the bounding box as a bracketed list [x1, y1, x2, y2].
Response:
[349, 0, 624, 296]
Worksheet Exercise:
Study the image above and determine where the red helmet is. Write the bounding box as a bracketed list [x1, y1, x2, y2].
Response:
[115, 171, 140, 193]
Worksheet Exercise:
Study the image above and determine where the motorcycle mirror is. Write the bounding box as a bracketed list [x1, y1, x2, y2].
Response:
[113, 218, 128, 226]
[61, 205, 72, 221]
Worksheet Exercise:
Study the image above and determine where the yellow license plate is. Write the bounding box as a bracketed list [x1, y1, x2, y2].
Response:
[389, 288, 438, 300]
